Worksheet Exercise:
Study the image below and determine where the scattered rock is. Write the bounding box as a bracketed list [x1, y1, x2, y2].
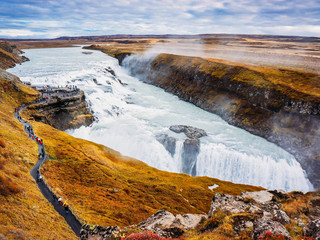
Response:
[93, 78, 102, 85]
[80, 224, 121, 240]
[105, 67, 116, 77]
[252, 218, 291, 239]
[303, 218, 320, 240]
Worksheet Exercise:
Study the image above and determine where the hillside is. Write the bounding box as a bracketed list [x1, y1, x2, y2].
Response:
[0, 41, 29, 69]
[0, 69, 77, 239]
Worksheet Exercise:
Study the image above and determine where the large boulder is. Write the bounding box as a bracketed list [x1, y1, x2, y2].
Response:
[303, 218, 320, 240]
[241, 191, 274, 204]
[208, 192, 262, 216]
[169, 125, 207, 139]
[138, 210, 207, 238]
[252, 218, 291, 239]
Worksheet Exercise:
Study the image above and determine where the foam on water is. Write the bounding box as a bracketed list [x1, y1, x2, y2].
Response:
[8, 46, 314, 192]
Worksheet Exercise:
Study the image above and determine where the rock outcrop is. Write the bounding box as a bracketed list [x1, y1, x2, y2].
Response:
[156, 125, 207, 175]
[0, 41, 29, 69]
[137, 210, 207, 238]
[121, 53, 320, 188]
[26, 89, 93, 130]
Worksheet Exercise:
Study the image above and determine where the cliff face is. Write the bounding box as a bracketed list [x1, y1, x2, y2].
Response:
[122, 53, 320, 189]
[0, 41, 29, 69]
[25, 90, 93, 131]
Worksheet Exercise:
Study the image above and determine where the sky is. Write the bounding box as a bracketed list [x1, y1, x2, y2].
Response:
[0, 0, 319, 39]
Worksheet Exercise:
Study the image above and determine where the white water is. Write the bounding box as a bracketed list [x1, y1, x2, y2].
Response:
[8, 46, 313, 192]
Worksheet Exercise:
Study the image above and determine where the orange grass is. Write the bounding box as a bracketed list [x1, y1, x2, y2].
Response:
[0, 75, 77, 239]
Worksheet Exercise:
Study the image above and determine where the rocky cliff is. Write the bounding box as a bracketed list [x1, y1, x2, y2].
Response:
[121, 53, 320, 189]
[0, 41, 29, 69]
[25, 88, 93, 131]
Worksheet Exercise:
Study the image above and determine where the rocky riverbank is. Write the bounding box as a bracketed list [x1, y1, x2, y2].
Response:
[116, 52, 320, 189]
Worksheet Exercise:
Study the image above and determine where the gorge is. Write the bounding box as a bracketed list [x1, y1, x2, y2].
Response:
[8, 46, 314, 192]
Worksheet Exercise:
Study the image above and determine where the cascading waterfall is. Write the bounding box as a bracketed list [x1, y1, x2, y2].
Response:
[8, 46, 314, 192]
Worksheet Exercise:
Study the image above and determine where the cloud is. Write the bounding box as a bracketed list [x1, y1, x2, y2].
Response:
[0, 0, 319, 38]
[0, 29, 40, 37]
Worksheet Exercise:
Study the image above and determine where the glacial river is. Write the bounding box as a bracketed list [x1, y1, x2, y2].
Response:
[8, 46, 314, 192]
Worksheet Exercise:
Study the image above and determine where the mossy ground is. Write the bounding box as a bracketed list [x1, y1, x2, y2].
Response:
[0, 76, 76, 239]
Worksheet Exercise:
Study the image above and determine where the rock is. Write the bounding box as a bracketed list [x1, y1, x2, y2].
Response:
[182, 138, 200, 176]
[263, 211, 273, 219]
[303, 218, 320, 240]
[28, 90, 94, 130]
[273, 210, 291, 225]
[80, 224, 121, 240]
[105, 67, 116, 77]
[0, 69, 20, 81]
[241, 191, 274, 204]
[208, 192, 261, 216]
[252, 218, 291, 239]
[138, 210, 206, 238]
[156, 134, 177, 156]
[169, 125, 207, 139]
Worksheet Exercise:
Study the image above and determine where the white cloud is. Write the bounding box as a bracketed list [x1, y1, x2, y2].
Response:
[0, 29, 37, 37]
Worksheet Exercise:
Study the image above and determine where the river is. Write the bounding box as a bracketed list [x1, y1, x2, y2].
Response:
[8, 46, 313, 192]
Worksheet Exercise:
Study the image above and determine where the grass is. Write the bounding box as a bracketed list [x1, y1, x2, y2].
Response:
[0, 48, 18, 69]
[0, 74, 77, 239]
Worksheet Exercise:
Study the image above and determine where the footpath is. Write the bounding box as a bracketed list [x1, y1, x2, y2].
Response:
[14, 86, 82, 237]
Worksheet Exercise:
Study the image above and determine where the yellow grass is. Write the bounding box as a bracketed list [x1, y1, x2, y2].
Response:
[0, 76, 77, 239]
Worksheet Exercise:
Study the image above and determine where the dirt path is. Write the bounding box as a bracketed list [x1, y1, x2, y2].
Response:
[14, 88, 82, 237]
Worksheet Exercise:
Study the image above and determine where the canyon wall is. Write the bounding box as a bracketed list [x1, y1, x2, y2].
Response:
[121, 53, 320, 189]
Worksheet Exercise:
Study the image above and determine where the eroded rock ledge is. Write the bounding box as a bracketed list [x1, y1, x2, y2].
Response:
[26, 89, 93, 130]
